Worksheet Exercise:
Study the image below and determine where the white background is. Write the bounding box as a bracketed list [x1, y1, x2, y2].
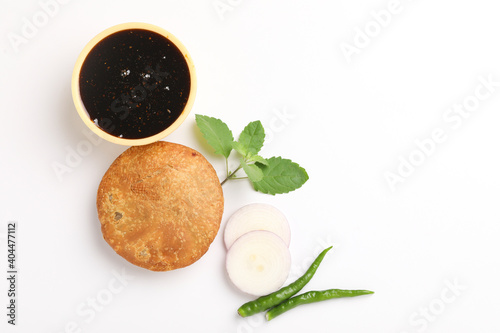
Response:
[1, 0, 500, 332]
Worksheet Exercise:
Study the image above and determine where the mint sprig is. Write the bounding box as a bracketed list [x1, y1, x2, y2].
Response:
[195, 115, 308, 195]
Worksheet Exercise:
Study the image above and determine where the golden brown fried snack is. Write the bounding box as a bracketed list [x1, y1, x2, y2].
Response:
[97, 141, 224, 271]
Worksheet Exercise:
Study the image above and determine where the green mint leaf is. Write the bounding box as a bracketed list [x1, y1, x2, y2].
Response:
[252, 157, 309, 195]
[247, 154, 269, 166]
[195, 115, 234, 158]
[240, 158, 264, 183]
[231, 141, 248, 157]
[237, 121, 265, 156]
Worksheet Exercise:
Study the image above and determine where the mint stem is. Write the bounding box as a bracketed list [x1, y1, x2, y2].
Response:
[221, 165, 243, 186]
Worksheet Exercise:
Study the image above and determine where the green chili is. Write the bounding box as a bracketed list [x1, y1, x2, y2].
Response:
[237, 246, 333, 317]
[265, 289, 374, 321]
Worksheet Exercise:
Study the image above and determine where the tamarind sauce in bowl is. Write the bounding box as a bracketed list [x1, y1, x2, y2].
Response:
[72, 23, 196, 145]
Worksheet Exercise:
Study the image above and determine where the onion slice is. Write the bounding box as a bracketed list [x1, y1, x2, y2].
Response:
[226, 230, 291, 296]
[224, 203, 291, 249]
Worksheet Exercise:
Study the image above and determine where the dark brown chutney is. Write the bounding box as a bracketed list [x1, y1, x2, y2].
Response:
[79, 29, 191, 139]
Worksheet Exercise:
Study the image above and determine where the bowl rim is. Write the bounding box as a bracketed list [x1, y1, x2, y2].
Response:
[71, 22, 197, 146]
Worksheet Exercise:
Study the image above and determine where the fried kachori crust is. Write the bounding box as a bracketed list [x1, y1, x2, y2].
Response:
[97, 141, 224, 271]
